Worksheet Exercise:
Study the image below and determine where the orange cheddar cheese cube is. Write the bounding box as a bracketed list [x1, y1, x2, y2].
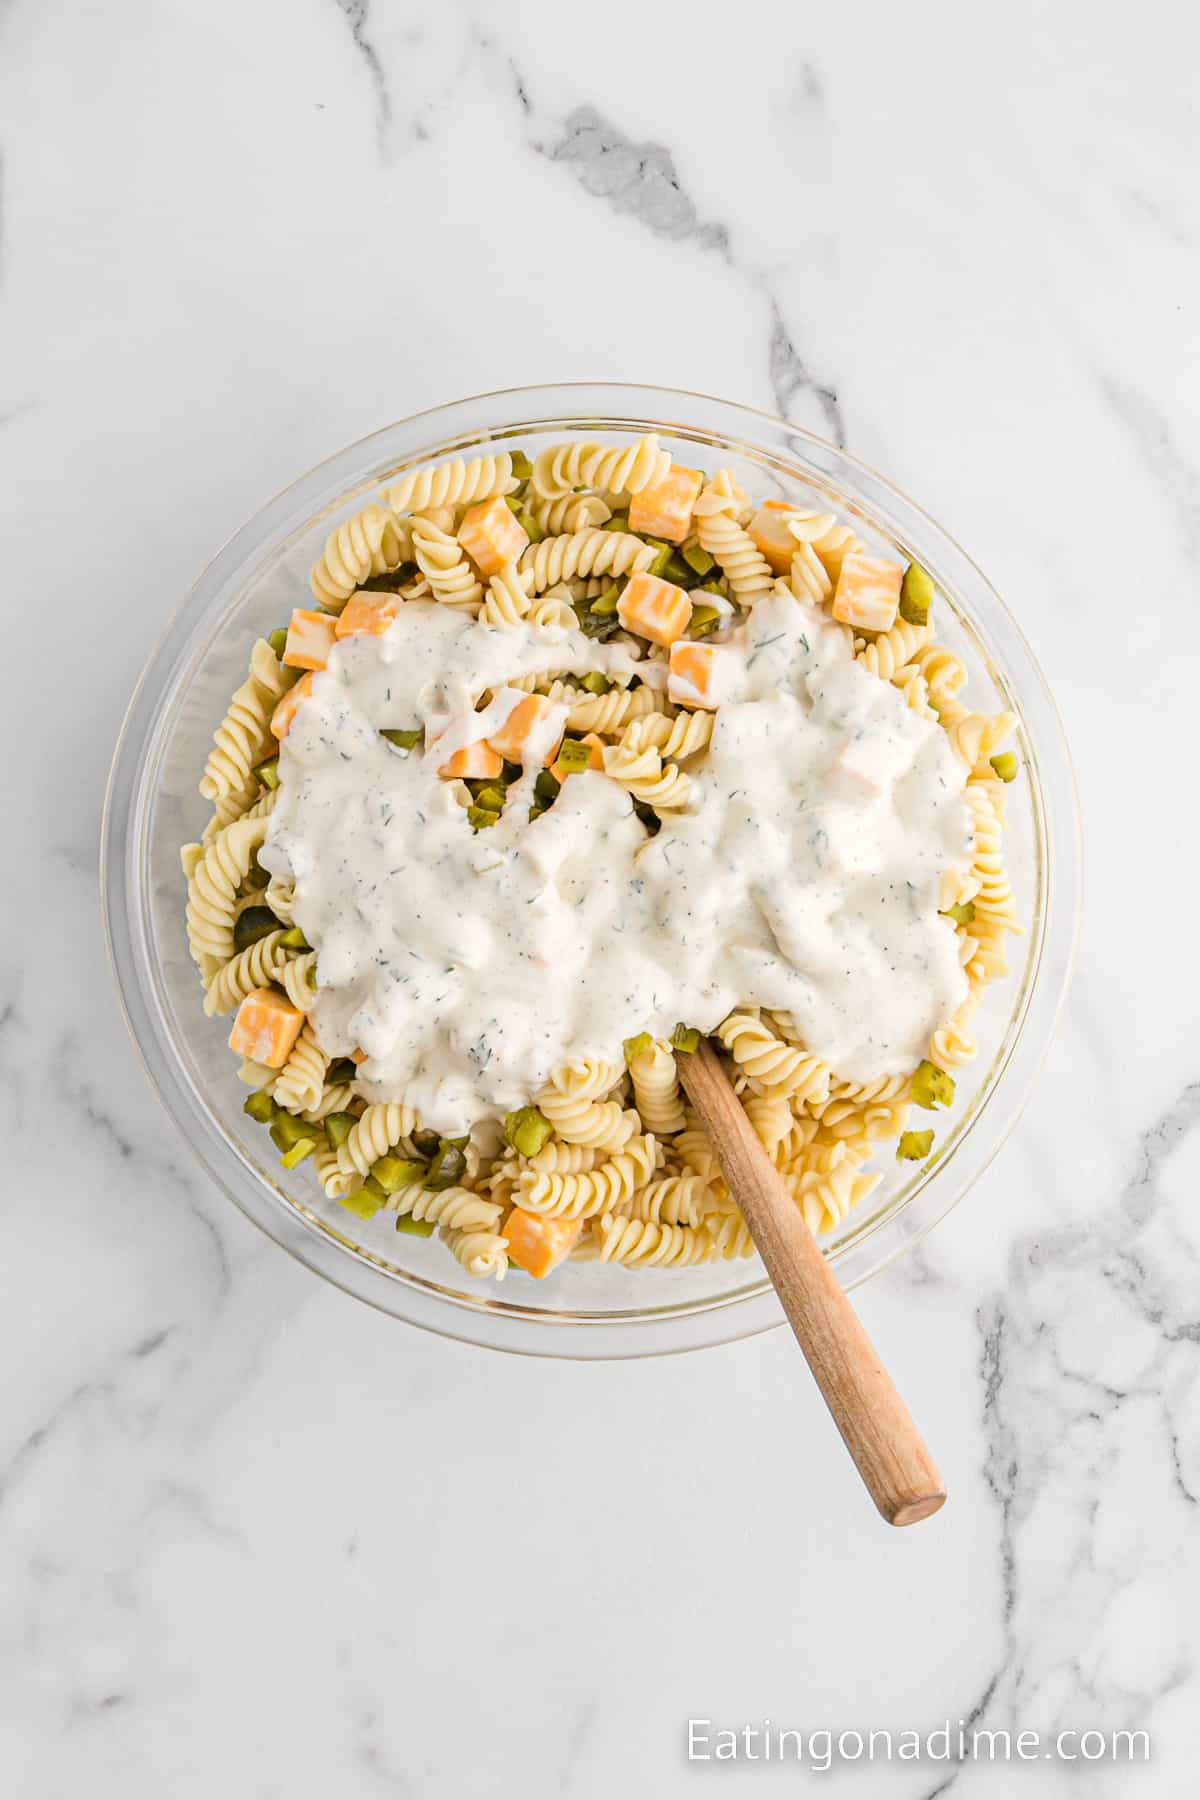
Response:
[228, 987, 304, 1069]
[283, 609, 338, 671]
[486, 694, 564, 767]
[748, 499, 804, 575]
[627, 466, 704, 543]
[438, 739, 504, 781]
[668, 640, 728, 710]
[832, 553, 903, 633]
[350, 1047, 369, 1065]
[616, 571, 693, 648]
[457, 495, 529, 578]
[334, 593, 400, 638]
[269, 672, 314, 739]
[504, 1208, 583, 1279]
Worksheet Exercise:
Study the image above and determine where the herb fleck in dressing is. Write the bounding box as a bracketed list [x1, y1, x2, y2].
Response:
[263, 593, 971, 1133]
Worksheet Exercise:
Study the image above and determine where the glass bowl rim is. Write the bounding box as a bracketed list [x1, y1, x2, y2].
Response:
[101, 381, 1082, 1359]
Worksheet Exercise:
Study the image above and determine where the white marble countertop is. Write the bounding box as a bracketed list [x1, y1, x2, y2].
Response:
[3, 1, 1198, 1794]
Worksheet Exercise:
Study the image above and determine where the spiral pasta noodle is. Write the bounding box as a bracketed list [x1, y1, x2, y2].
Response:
[309, 503, 406, 609]
[186, 812, 270, 973]
[441, 1226, 509, 1280]
[203, 929, 295, 1016]
[716, 1013, 833, 1105]
[595, 1214, 716, 1267]
[391, 1186, 504, 1233]
[518, 528, 654, 595]
[481, 560, 533, 627]
[411, 518, 484, 612]
[614, 1174, 714, 1226]
[601, 740, 691, 811]
[200, 639, 292, 807]
[517, 1134, 659, 1220]
[855, 619, 930, 680]
[385, 452, 516, 518]
[337, 1103, 421, 1177]
[530, 433, 671, 501]
[525, 493, 612, 534]
[628, 1039, 686, 1136]
[696, 478, 773, 602]
[279, 951, 319, 1013]
[272, 1020, 328, 1115]
[565, 683, 666, 736]
[618, 709, 713, 762]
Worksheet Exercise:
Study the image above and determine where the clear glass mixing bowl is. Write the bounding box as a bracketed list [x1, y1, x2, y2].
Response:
[101, 383, 1081, 1357]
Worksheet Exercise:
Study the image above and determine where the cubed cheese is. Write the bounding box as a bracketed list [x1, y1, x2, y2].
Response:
[487, 693, 564, 767]
[269, 672, 314, 739]
[627, 466, 704, 543]
[832, 553, 903, 633]
[334, 593, 400, 638]
[747, 500, 803, 575]
[283, 609, 338, 671]
[617, 571, 692, 647]
[228, 987, 305, 1068]
[457, 495, 529, 578]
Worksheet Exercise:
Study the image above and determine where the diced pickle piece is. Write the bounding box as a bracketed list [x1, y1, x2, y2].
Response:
[381, 727, 422, 750]
[517, 509, 545, 543]
[270, 1111, 314, 1150]
[580, 671, 611, 695]
[555, 739, 594, 775]
[233, 906, 280, 954]
[942, 901, 976, 925]
[990, 752, 1018, 782]
[410, 1127, 441, 1159]
[267, 627, 289, 658]
[279, 927, 311, 950]
[472, 783, 508, 812]
[623, 1031, 653, 1063]
[243, 1090, 276, 1125]
[910, 1060, 956, 1109]
[323, 1111, 358, 1149]
[509, 451, 533, 482]
[670, 1023, 701, 1053]
[534, 769, 561, 802]
[256, 756, 280, 791]
[371, 1155, 426, 1194]
[504, 1106, 554, 1158]
[279, 1136, 317, 1169]
[682, 542, 716, 577]
[899, 562, 934, 626]
[425, 1143, 467, 1189]
[897, 1129, 935, 1162]
[395, 1215, 436, 1237]
[688, 604, 721, 639]
[339, 1188, 385, 1220]
[661, 551, 695, 587]
[588, 585, 620, 617]
[467, 805, 500, 831]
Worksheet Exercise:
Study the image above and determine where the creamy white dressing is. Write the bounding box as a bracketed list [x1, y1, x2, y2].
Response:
[262, 593, 971, 1134]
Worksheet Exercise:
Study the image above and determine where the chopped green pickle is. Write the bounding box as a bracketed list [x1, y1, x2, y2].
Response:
[472, 783, 508, 811]
[634, 802, 662, 835]
[990, 752, 1018, 783]
[662, 551, 694, 587]
[323, 1111, 357, 1149]
[467, 805, 500, 831]
[589, 586, 620, 617]
[696, 580, 727, 599]
[270, 1112, 314, 1151]
[623, 1031, 653, 1063]
[426, 1143, 467, 1189]
[504, 1106, 554, 1157]
[681, 542, 716, 577]
[555, 738, 593, 774]
[509, 451, 533, 481]
[233, 906, 280, 954]
[897, 1130, 935, 1162]
[647, 546, 674, 578]
[306, 964, 318, 989]
[517, 509, 545, 543]
[442, 1134, 469, 1149]
[580, 671, 612, 695]
[279, 1137, 317, 1170]
[503, 494, 522, 514]
[601, 512, 630, 532]
[670, 1023, 701, 1054]
[501, 761, 522, 784]
[899, 562, 934, 626]
[942, 900, 976, 925]
[370, 1155, 425, 1195]
[279, 927, 311, 950]
[267, 627, 289, 658]
[243, 1090, 276, 1124]
[256, 756, 280, 791]
[380, 727, 422, 750]
[576, 608, 620, 641]
[327, 1058, 357, 1084]
[339, 1188, 384, 1221]
[394, 1215, 436, 1237]
[688, 604, 721, 639]
[528, 802, 548, 822]
[410, 1127, 441, 1159]
[361, 1173, 387, 1199]
[534, 769, 561, 802]
[910, 1060, 956, 1109]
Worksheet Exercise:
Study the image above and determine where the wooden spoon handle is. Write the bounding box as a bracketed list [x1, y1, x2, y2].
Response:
[678, 1039, 946, 1527]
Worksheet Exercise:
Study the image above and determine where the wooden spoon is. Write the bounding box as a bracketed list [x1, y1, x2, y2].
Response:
[677, 1038, 946, 1527]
